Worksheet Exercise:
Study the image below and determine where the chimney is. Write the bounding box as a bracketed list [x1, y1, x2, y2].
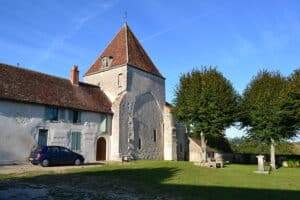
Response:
[70, 65, 79, 85]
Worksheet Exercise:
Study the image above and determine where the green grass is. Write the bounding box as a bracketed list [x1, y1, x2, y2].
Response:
[1, 161, 300, 199]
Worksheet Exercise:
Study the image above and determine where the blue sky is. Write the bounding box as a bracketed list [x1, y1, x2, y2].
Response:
[1, 0, 300, 139]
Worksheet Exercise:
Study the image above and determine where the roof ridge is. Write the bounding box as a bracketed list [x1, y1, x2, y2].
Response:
[0, 63, 72, 82]
[0, 63, 101, 88]
[0, 63, 112, 113]
[85, 25, 127, 76]
[124, 23, 129, 64]
[126, 26, 161, 74]
[85, 24, 164, 78]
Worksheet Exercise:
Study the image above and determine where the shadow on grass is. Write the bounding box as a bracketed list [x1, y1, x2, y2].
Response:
[0, 167, 299, 200]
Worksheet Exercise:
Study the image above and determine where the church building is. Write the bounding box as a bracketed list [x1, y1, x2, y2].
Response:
[0, 24, 187, 164]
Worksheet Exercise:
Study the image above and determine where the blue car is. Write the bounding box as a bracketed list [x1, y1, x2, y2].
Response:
[29, 146, 84, 167]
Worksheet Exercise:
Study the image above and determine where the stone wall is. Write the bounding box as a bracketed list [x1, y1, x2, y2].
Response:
[188, 137, 203, 162]
[0, 100, 110, 164]
[84, 65, 166, 160]
[175, 122, 188, 160]
[127, 66, 165, 160]
[163, 104, 187, 161]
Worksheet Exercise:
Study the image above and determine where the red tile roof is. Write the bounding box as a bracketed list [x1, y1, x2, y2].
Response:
[85, 24, 164, 78]
[0, 63, 112, 113]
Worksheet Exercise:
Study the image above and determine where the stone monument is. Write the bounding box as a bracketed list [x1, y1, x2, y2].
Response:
[254, 155, 269, 174]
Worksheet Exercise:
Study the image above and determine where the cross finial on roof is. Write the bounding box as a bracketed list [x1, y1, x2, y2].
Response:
[123, 11, 128, 25]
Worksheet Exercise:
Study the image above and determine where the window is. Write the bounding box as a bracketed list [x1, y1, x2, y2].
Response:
[102, 57, 108, 67]
[59, 109, 65, 121]
[99, 114, 107, 133]
[45, 107, 58, 121]
[70, 132, 81, 151]
[69, 110, 81, 124]
[38, 129, 48, 146]
[73, 110, 81, 123]
[138, 138, 141, 150]
[49, 146, 60, 154]
[60, 147, 71, 153]
[153, 129, 157, 142]
[118, 73, 123, 88]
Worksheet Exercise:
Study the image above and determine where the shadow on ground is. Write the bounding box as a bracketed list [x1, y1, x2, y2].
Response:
[0, 167, 299, 200]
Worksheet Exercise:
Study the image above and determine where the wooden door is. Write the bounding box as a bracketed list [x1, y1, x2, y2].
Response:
[96, 137, 106, 161]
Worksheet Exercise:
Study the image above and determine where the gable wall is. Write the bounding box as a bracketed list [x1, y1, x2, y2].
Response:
[84, 66, 127, 103]
[126, 66, 165, 159]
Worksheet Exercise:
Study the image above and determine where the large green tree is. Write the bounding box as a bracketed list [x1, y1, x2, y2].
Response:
[173, 67, 238, 161]
[288, 69, 300, 128]
[240, 70, 298, 169]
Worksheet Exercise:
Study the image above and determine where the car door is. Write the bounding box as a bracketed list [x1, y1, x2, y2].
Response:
[60, 147, 74, 165]
[49, 146, 61, 165]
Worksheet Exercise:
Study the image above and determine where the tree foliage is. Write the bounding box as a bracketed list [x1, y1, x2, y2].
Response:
[229, 137, 294, 155]
[173, 67, 239, 139]
[240, 70, 298, 144]
[287, 69, 300, 128]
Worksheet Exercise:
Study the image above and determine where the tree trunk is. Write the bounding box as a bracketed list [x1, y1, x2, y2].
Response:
[200, 132, 207, 162]
[270, 138, 276, 170]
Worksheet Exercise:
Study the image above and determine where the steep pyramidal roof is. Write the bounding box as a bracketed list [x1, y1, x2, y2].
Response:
[85, 24, 163, 78]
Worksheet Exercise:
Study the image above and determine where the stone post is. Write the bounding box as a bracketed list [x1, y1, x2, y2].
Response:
[254, 155, 269, 174]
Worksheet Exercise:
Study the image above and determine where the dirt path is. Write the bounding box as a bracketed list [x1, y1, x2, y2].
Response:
[0, 163, 104, 175]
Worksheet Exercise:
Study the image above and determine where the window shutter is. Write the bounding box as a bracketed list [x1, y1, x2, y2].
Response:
[71, 132, 76, 150]
[77, 133, 81, 150]
[70, 132, 81, 151]
[67, 131, 71, 147]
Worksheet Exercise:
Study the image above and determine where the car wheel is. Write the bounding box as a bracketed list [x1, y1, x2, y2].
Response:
[74, 158, 81, 166]
[41, 159, 49, 167]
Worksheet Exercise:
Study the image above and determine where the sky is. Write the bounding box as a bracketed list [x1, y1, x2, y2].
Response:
[1, 0, 300, 139]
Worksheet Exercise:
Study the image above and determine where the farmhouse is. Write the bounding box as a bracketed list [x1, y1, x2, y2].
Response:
[0, 24, 188, 164]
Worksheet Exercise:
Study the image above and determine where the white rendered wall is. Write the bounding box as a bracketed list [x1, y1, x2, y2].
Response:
[163, 105, 175, 160]
[84, 66, 127, 161]
[84, 66, 127, 103]
[0, 100, 110, 164]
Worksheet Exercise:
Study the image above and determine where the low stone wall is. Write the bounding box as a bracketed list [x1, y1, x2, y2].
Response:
[231, 153, 300, 165]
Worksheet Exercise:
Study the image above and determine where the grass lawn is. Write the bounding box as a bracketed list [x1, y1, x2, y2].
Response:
[0, 161, 299, 199]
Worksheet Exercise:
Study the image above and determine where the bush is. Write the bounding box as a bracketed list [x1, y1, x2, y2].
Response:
[284, 159, 300, 168]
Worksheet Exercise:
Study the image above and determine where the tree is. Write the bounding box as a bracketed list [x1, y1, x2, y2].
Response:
[173, 67, 238, 162]
[229, 137, 294, 155]
[288, 69, 300, 128]
[240, 70, 298, 170]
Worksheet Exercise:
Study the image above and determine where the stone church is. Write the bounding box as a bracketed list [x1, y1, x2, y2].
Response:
[0, 24, 187, 164]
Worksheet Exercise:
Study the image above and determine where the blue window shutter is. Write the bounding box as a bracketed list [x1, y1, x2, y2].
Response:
[77, 133, 81, 150]
[70, 132, 81, 151]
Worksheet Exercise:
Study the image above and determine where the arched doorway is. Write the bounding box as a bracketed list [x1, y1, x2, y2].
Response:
[96, 137, 106, 161]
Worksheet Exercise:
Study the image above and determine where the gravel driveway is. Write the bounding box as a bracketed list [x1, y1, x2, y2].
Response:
[0, 162, 104, 175]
